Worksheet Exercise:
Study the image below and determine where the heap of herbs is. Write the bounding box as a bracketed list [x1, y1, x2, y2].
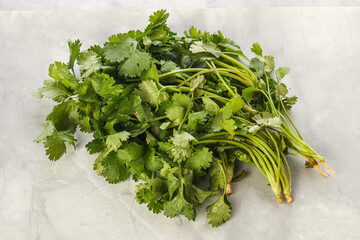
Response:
[34, 10, 335, 227]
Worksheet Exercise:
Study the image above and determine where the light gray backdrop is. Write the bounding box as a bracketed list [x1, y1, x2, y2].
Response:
[0, 7, 359, 240]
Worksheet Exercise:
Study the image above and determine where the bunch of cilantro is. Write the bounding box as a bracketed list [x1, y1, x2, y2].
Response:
[34, 10, 335, 227]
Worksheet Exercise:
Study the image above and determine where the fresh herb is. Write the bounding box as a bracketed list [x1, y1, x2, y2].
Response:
[34, 10, 335, 227]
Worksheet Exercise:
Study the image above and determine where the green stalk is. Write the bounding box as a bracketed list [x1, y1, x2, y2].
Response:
[220, 53, 257, 81]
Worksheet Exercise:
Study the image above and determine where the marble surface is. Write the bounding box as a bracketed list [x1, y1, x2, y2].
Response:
[0, 8, 360, 240]
[0, 0, 360, 10]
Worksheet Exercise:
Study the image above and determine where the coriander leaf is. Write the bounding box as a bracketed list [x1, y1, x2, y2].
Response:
[146, 9, 169, 31]
[34, 121, 55, 143]
[119, 48, 151, 77]
[221, 119, 236, 136]
[141, 62, 160, 84]
[34, 79, 71, 102]
[187, 111, 207, 132]
[252, 112, 282, 128]
[85, 138, 105, 155]
[242, 87, 261, 102]
[105, 131, 131, 150]
[190, 185, 218, 206]
[275, 67, 291, 81]
[185, 147, 213, 172]
[283, 95, 298, 110]
[264, 55, 275, 73]
[77, 50, 102, 78]
[49, 62, 79, 89]
[233, 150, 254, 165]
[44, 133, 66, 160]
[167, 173, 180, 200]
[144, 147, 163, 173]
[102, 151, 129, 183]
[134, 80, 168, 106]
[251, 42, 263, 56]
[103, 37, 132, 63]
[203, 97, 219, 116]
[184, 26, 202, 38]
[190, 41, 222, 58]
[225, 97, 245, 114]
[67, 39, 82, 72]
[165, 106, 184, 125]
[190, 75, 205, 92]
[91, 73, 123, 98]
[207, 195, 231, 227]
[172, 93, 191, 109]
[160, 61, 178, 73]
[278, 83, 288, 97]
[209, 161, 225, 191]
[169, 131, 195, 162]
[43, 132, 76, 161]
[164, 194, 196, 221]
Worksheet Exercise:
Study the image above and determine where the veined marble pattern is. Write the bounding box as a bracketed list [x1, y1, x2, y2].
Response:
[0, 8, 359, 240]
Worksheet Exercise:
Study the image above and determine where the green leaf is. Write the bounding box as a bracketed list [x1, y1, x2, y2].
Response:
[43, 132, 76, 161]
[190, 75, 205, 92]
[233, 150, 254, 165]
[190, 185, 218, 206]
[85, 139, 105, 155]
[146, 9, 169, 31]
[278, 83, 288, 97]
[221, 119, 236, 136]
[165, 106, 184, 125]
[242, 87, 260, 102]
[91, 73, 122, 97]
[275, 67, 291, 81]
[172, 93, 191, 109]
[185, 147, 213, 172]
[34, 121, 55, 143]
[225, 97, 245, 114]
[202, 97, 219, 116]
[105, 131, 131, 150]
[103, 37, 132, 63]
[164, 194, 196, 221]
[119, 48, 152, 77]
[283, 95, 298, 110]
[102, 151, 129, 183]
[169, 131, 195, 162]
[49, 62, 79, 89]
[207, 195, 231, 227]
[264, 55, 275, 73]
[77, 50, 102, 78]
[251, 42, 263, 56]
[252, 112, 282, 128]
[187, 111, 207, 132]
[160, 61, 178, 73]
[67, 39, 82, 71]
[34, 79, 71, 102]
[167, 173, 180, 200]
[184, 26, 202, 38]
[141, 62, 160, 83]
[134, 80, 168, 106]
[209, 161, 225, 191]
[43, 133, 66, 160]
[144, 147, 163, 173]
[190, 41, 222, 58]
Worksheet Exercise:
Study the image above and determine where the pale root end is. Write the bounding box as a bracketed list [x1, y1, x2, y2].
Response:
[276, 195, 282, 204]
[320, 161, 336, 175]
[285, 194, 293, 203]
[314, 162, 328, 177]
[225, 181, 232, 195]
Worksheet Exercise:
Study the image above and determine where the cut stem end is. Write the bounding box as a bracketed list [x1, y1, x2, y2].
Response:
[276, 195, 282, 204]
[226, 181, 232, 195]
[314, 161, 328, 177]
[285, 194, 293, 203]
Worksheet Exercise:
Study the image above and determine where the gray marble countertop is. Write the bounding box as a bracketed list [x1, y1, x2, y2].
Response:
[1, 7, 360, 240]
